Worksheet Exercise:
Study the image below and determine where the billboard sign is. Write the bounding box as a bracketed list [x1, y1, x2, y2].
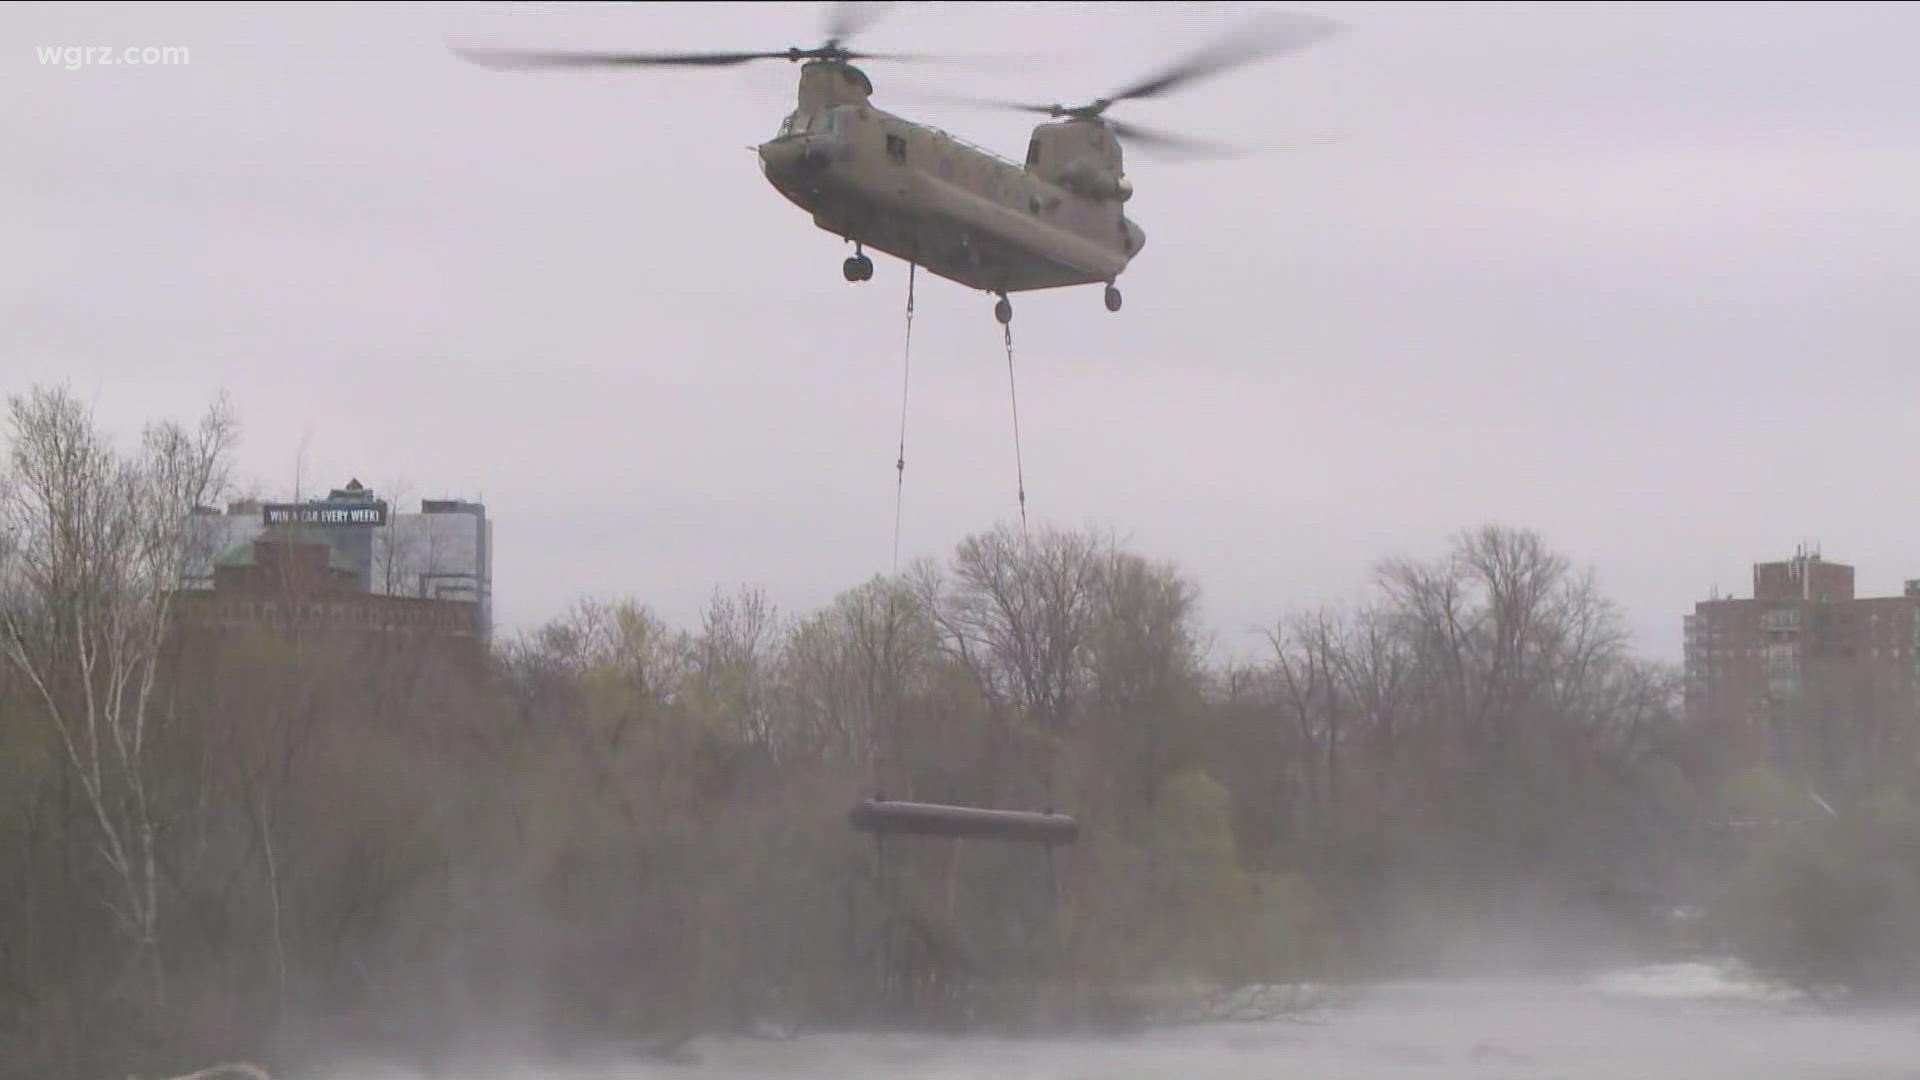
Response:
[262, 502, 388, 527]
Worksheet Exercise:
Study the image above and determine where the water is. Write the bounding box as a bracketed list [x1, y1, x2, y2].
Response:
[308, 962, 1920, 1080]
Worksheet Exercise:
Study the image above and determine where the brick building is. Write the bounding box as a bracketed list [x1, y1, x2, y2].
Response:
[170, 525, 485, 644]
[165, 515, 492, 751]
[1684, 549, 1920, 786]
[180, 478, 492, 640]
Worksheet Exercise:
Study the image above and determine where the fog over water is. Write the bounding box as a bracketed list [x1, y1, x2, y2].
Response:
[300, 963, 1920, 1080]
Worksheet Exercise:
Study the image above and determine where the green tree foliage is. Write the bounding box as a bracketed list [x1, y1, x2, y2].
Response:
[1143, 769, 1255, 979]
[1718, 791, 1920, 998]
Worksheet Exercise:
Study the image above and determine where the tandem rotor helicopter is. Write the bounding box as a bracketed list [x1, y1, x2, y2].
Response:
[454, 3, 1347, 325]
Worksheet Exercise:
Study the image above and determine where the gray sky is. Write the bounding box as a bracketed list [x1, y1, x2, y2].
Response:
[7, 1, 1919, 666]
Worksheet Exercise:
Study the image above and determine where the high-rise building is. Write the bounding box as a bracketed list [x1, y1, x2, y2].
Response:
[1684, 548, 1920, 778]
[183, 479, 494, 637]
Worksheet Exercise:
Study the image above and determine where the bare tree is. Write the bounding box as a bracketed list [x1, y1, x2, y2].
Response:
[692, 585, 780, 753]
[944, 524, 1109, 735]
[1208, 655, 1265, 707]
[1328, 601, 1416, 824]
[779, 607, 863, 766]
[371, 478, 415, 596]
[1087, 550, 1204, 818]
[0, 385, 238, 1006]
[778, 575, 936, 781]
[904, 555, 997, 711]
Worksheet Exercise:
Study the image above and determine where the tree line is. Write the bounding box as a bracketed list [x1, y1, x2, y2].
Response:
[4, 385, 1916, 1079]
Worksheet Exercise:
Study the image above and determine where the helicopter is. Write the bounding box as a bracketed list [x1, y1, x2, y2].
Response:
[453, 3, 1345, 324]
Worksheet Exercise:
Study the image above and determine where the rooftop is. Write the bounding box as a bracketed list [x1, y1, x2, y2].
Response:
[213, 527, 360, 576]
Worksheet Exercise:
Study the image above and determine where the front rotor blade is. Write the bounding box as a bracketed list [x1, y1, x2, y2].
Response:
[841, 49, 980, 64]
[453, 46, 792, 71]
[824, 1, 896, 46]
[1103, 10, 1346, 105]
[453, 44, 972, 73]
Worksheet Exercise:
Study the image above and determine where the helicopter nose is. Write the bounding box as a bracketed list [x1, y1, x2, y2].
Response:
[758, 136, 835, 185]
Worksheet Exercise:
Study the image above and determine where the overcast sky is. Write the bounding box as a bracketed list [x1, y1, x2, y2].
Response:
[7, 1, 1919, 665]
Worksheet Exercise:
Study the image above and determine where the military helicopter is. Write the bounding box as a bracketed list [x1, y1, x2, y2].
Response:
[454, 3, 1345, 324]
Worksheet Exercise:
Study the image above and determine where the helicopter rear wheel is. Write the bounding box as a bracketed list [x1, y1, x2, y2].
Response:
[1104, 284, 1122, 312]
[994, 296, 1012, 325]
[843, 255, 873, 283]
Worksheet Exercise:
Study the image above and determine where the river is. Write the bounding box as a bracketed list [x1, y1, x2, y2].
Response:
[305, 961, 1920, 1080]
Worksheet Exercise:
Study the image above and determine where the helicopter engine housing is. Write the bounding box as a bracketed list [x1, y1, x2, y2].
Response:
[1052, 159, 1133, 203]
[1026, 118, 1131, 200]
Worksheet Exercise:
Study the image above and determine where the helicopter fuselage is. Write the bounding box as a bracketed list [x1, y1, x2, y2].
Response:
[756, 63, 1145, 296]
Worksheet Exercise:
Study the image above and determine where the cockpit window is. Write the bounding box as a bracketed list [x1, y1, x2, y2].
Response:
[1026, 138, 1042, 168]
[778, 111, 837, 138]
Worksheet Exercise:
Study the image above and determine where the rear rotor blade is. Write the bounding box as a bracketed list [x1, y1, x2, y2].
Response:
[1111, 119, 1347, 162]
[1102, 10, 1346, 105]
[1107, 119, 1248, 161]
[873, 86, 1062, 116]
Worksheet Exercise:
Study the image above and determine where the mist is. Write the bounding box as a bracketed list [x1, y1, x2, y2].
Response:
[11, 385, 1920, 1077]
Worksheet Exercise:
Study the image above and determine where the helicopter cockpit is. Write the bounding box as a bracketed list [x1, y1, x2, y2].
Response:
[780, 100, 858, 140]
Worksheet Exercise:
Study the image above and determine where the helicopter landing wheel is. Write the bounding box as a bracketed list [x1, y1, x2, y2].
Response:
[1104, 284, 1122, 312]
[843, 255, 873, 283]
[994, 295, 1012, 325]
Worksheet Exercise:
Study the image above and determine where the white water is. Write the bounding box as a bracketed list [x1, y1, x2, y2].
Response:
[308, 961, 1920, 1080]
